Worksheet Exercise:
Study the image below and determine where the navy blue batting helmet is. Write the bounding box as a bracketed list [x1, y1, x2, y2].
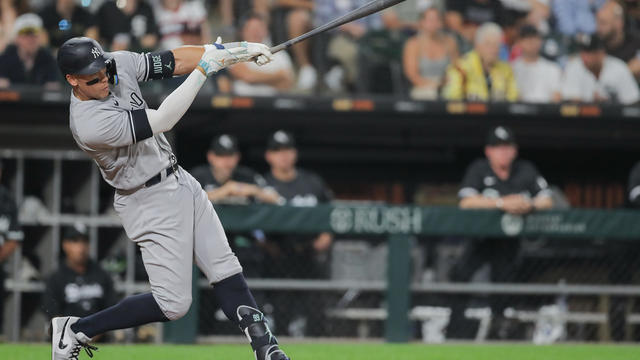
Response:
[57, 37, 108, 76]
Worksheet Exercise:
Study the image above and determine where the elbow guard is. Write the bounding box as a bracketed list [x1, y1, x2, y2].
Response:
[145, 50, 175, 80]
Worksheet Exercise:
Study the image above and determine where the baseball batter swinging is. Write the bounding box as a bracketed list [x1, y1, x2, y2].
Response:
[51, 37, 290, 360]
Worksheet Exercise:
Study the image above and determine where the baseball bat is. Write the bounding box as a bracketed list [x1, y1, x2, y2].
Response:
[269, 0, 407, 54]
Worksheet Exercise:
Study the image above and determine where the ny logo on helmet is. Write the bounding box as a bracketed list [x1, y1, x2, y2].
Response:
[91, 47, 101, 58]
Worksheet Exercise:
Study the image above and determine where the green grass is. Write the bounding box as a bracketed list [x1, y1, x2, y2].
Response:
[1, 343, 639, 360]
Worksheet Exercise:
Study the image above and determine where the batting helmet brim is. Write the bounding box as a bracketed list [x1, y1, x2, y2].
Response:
[72, 56, 108, 75]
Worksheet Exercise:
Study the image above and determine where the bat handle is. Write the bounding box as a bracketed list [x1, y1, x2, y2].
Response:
[270, 42, 291, 54]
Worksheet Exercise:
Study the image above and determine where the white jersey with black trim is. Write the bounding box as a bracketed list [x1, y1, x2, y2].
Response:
[69, 50, 174, 190]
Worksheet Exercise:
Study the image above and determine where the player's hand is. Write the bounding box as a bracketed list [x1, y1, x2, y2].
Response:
[199, 38, 273, 75]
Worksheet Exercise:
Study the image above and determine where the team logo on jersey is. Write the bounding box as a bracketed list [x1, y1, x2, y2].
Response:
[91, 47, 101, 59]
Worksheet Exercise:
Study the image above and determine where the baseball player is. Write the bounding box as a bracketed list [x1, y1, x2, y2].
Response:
[51, 37, 290, 360]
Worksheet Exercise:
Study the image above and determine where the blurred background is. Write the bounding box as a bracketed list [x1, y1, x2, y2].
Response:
[1, 0, 640, 346]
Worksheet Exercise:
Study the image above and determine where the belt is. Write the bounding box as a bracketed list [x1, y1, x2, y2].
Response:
[145, 164, 177, 187]
[116, 164, 178, 195]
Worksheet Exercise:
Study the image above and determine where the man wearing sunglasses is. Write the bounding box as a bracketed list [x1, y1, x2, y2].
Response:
[52, 37, 290, 360]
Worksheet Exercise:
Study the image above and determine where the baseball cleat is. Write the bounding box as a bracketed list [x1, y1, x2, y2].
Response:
[51, 316, 97, 360]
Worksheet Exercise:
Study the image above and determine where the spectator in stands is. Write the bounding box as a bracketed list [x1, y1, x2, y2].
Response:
[42, 224, 117, 320]
[0, 13, 59, 89]
[39, 0, 98, 49]
[263, 130, 333, 336]
[443, 22, 518, 102]
[596, 0, 640, 80]
[561, 34, 640, 105]
[445, 0, 505, 44]
[153, 0, 210, 51]
[190, 134, 279, 204]
[270, 0, 315, 91]
[314, 0, 384, 92]
[380, 0, 432, 31]
[552, 0, 606, 38]
[511, 25, 561, 103]
[1, 0, 30, 53]
[230, 12, 294, 96]
[459, 125, 553, 213]
[97, 0, 158, 52]
[0, 159, 24, 338]
[403, 6, 458, 100]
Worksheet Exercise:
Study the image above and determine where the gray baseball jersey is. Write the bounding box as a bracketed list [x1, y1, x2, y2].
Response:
[69, 51, 173, 190]
[67, 50, 242, 320]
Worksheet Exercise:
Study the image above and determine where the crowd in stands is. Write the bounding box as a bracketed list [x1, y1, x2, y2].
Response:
[2, 0, 640, 102]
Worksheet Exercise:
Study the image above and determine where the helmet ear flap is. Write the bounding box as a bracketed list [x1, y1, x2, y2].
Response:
[106, 57, 118, 85]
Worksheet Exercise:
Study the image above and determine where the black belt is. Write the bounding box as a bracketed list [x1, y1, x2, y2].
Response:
[145, 164, 177, 187]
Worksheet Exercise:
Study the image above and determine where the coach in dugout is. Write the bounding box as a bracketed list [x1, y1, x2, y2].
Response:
[0, 160, 23, 339]
[451, 125, 553, 338]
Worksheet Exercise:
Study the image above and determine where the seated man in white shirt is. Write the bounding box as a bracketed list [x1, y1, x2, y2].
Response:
[230, 13, 294, 96]
[512, 25, 561, 103]
[561, 34, 640, 105]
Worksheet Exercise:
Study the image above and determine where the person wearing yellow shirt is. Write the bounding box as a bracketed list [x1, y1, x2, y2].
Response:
[444, 22, 518, 102]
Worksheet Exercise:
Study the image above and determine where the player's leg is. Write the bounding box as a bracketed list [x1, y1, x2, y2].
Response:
[185, 169, 289, 360]
[52, 177, 194, 359]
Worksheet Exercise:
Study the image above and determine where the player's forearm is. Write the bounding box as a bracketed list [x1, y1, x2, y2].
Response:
[146, 69, 207, 134]
[171, 46, 206, 76]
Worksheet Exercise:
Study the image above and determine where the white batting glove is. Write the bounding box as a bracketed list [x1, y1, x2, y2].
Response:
[199, 38, 273, 76]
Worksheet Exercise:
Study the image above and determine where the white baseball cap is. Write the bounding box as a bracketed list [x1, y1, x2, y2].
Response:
[13, 13, 43, 37]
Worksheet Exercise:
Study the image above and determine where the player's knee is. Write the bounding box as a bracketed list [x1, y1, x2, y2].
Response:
[164, 296, 192, 321]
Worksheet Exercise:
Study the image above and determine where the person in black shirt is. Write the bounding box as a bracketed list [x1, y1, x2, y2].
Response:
[39, 0, 98, 49]
[263, 130, 334, 336]
[190, 134, 279, 205]
[43, 225, 117, 321]
[0, 160, 24, 337]
[459, 125, 553, 214]
[97, 0, 158, 52]
[262, 130, 334, 275]
[0, 13, 59, 89]
[451, 125, 553, 339]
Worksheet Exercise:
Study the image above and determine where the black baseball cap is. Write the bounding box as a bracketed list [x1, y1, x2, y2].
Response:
[209, 134, 239, 155]
[62, 223, 89, 242]
[576, 34, 605, 52]
[519, 24, 540, 39]
[486, 126, 517, 146]
[267, 130, 296, 150]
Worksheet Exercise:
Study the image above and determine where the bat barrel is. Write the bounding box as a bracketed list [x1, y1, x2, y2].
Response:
[269, 0, 405, 54]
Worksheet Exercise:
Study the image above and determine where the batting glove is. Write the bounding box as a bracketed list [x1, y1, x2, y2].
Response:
[199, 37, 273, 76]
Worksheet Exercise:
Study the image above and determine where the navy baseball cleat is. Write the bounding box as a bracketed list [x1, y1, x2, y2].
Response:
[51, 316, 97, 360]
[237, 305, 291, 360]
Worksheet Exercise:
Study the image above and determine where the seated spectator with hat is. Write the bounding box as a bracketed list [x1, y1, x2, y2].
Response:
[0, 13, 59, 89]
[561, 34, 640, 104]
